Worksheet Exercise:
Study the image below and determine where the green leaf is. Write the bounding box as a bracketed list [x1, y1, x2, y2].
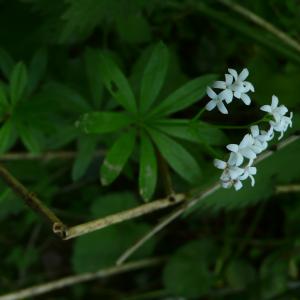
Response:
[139, 132, 157, 201]
[0, 85, 9, 111]
[99, 52, 137, 113]
[140, 42, 169, 113]
[148, 128, 201, 183]
[0, 48, 15, 79]
[17, 123, 42, 154]
[0, 120, 17, 154]
[72, 222, 156, 273]
[84, 48, 104, 108]
[153, 119, 227, 146]
[76, 111, 133, 134]
[163, 240, 217, 297]
[101, 129, 136, 185]
[9, 62, 28, 106]
[225, 259, 256, 289]
[28, 48, 48, 94]
[150, 74, 216, 117]
[72, 136, 98, 181]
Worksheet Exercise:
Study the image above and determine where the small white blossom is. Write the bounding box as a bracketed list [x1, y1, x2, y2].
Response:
[211, 68, 254, 105]
[260, 95, 288, 121]
[239, 164, 257, 186]
[205, 87, 228, 114]
[227, 134, 257, 166]
[270, 112, 293, 140]
[250, 125, 273, 153]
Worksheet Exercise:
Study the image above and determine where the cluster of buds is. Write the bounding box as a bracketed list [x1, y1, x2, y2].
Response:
[206, 69, 293, 191]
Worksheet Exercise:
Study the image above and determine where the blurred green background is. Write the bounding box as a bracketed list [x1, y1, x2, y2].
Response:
[0, 0, 300, 299]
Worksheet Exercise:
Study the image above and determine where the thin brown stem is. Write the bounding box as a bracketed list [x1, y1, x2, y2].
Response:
[276, 184, 300, 193]
[0, 163, 67, 238]
[64, 193, 186, 240]
[218, 0, 300, 54]
[0, 257, 164, 300]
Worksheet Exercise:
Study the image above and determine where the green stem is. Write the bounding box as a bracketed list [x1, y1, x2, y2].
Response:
[192, 107, 206, 121]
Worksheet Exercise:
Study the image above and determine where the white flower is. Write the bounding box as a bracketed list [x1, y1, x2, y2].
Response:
[250, 125, 273, 153]
[260, 95, 288, 121]
[205, 87, 228, 114]
[213, 159, 244, 181]
[239, 164, 257, 186]
[227, 134, 257, 166]
[212, 68, 254, 105]
[270, 112, 293, 140]
[228, 68, 254, 105]
[221, 179, 243, 191]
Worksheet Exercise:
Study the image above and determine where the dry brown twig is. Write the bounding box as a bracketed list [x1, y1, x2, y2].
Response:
[0, 257, 164, 300]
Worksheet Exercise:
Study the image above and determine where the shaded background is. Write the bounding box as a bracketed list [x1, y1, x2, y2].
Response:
[0, 0, 300, 299]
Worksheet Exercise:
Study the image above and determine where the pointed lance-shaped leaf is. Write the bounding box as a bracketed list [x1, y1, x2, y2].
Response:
[98, 52, 137, 113]
[76, 111, 133, 134]
[140, 42, 169, 113]
[148, 128, 201, 183]
[9, 62, 28, 106]
[139, 132, 157, 201]
[150, 74, 216, 117]
[100, 129, 136, 185]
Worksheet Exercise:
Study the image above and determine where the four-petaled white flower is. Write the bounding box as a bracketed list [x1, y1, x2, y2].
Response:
[270, 112, 293, 140]
[205, 87, 228, 114]
[227, 134, 257, 166]
[260, 95, 288, 121]
[239, 164, 257, 186]
[208, 68, 254, 110]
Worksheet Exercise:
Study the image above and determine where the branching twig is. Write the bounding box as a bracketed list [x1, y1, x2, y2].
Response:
[116, 135, 300, 264]
[217, 0, 300, 54]
[0, 163, 67, 238]
[0, 257, 164, 300]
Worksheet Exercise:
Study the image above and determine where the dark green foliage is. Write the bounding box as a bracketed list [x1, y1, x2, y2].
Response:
[0, 0, 300, 299]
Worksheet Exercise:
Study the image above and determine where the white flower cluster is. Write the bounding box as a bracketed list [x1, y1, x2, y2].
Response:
[206, 68, 254, 114]
[209, 69, 293, 191]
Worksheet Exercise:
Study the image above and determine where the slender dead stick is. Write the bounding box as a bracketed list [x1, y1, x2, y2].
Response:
[0, 257, 164, 300]
[276, 184, 300, 194]
[0, 163, 67, 238]
[116, 134, 300, 264]
[218, 0, 300, 54]
[64, 193, 186, 239]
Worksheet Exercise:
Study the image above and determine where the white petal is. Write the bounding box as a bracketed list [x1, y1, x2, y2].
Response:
[241, 148, 256, 160]
[225, 74, 233, 86]
[213, 81, 226, 89]
[226, 144, 239, 152]
[249, 167, 257, 175]
[228, 68, 238, 80]
[277, 105, 288, 116]
[234, 180, 243, 191]
[249, 175, 255, 186]
[244, 81, 255, 92]
[206, 100, 216, 111]
[213, 159, 227, 170]
[220, 89, 233, 104]
[235, 153, 244, 166]
[241, 93, 251, 105]
[229, 167, 244, 179]
[217, 101, 228, 114]
[239, 172, 248, 180]
[271, 95, 279, 109]
[239, 68, 249, 81]
[233, 90, 242, 99]
[240, 134, 253, 148]
[260, 105, 272, 113]
[207, 87, 216, 99]
[250, 125, 259, 137]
